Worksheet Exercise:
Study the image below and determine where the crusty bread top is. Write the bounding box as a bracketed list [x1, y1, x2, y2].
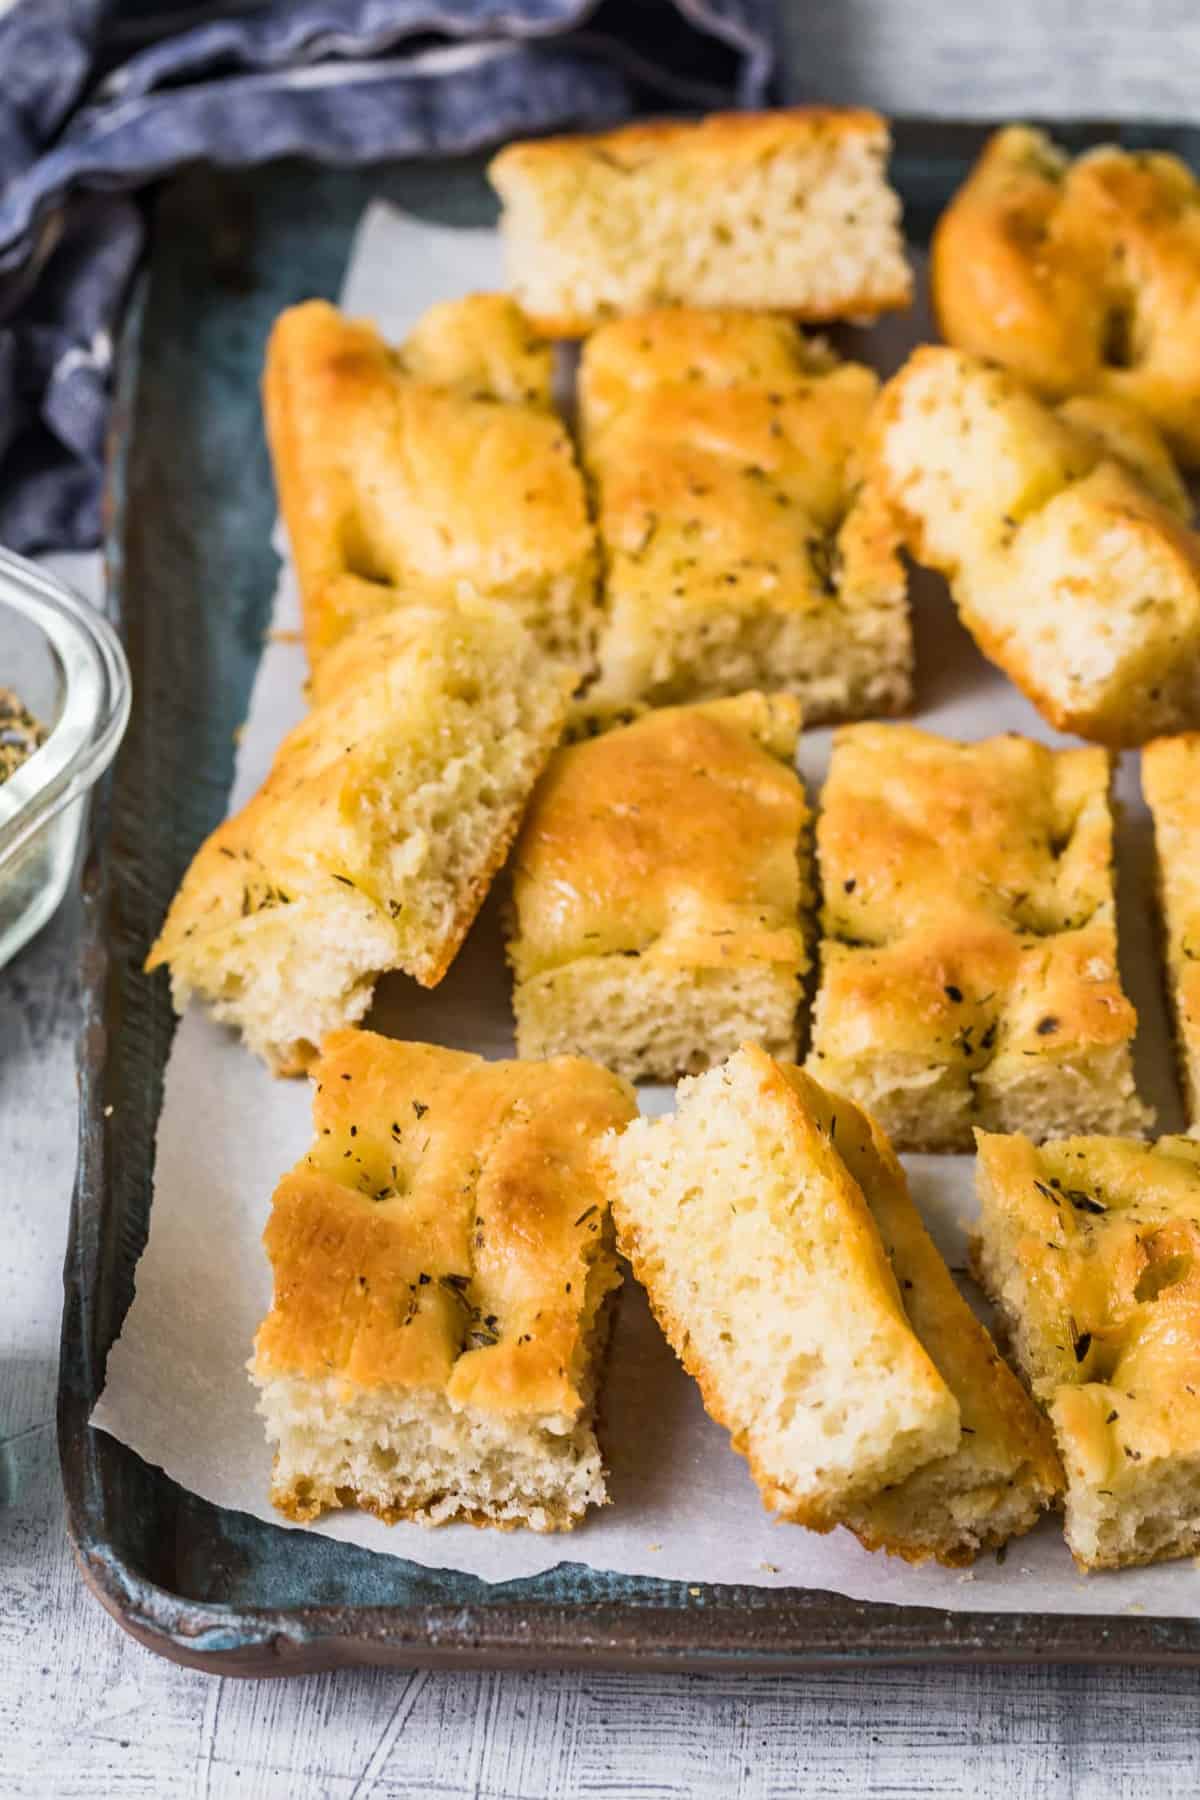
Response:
[490, 107, 890, 183]
[1142, 733, 1200, 1100]
[869, 344, 1200, 745]
[262, 296, 592, 665]
[509, 693, 807, 980]
[579, 310, 865, 516]
[931, 126, 1200, 462]
[600, 1043, 960, 1524]
[253, 1030, 636, 1416]
[1142, 733, 1200, 933]
[812, 723, 1138, 1069]
[787, 1067, 1064, 1545]
[974, 1129, 1200, 1465]
[578, 310, 899, 648]
[488, 108, 910, 333]
[391, 291, 555, 406]
[146, 601, 571, 991]
[870, 344, 1192, 572]
[580, 307, 842, 442]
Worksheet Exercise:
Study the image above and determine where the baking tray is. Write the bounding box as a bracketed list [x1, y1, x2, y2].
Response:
[59, 120, 1200, 1674]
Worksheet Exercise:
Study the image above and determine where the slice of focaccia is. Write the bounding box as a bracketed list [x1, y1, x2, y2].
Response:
[146, 602, 575, 1073]
[264, 294, 598, 668]
[871, 345, 1200, 746]
[598, 1045, 961, 1530]
[488, 108, 911, 334]
[974, 1129, 1200, 1569]
[580, 308, 911, 719]
[251, 1030, 637, 1529]
[508, 692, 811, 1079]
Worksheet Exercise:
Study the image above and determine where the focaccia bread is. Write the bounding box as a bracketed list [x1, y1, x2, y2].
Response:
[508, 693, 810, 1079]
[871, 345, 1200, 746]
[1142, 734, 1200, 1124]
[263, 295, 597, 667]
[821, 1082, 1063, 1565]
[597, 1045, 961, 1530]
[932, 125, 1200, 464]
[806, 724, 1151, 1151]
[251, 1030, 637, 1530]
[488, 108, 911, 335]
[580, 309, 911, 719]
[974, 1130, 1200, 1569]
[146, 602, 576, 1074]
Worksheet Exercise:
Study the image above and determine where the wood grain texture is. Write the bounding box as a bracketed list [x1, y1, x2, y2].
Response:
[12, 6, 1200, 1786]
[781, 0, 1200, 119]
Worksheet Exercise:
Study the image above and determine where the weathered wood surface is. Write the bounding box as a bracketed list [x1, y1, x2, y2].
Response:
[781, 0, 1200, 119]
[10, 8, 1200, 1783]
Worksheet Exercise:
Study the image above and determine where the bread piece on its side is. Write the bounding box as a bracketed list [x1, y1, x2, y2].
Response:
[146, 602, 576, 1074]
[932, 125, 1200, 466]
[974, 1129, 1200, 1569]
[598, 1045, 961, 1529]
[251, 1030, 637, 1529]
[805, 1079, 1063, 1564]
[1142, 735, 1200, 1125]
[488, 108, 911, 335]
[263, 295, 597, 668]
[581, 309, 911, 720]
[508, 693, 810, 1079]
[871, 345, 1200, 746]
[806, 723, 1151, 1152]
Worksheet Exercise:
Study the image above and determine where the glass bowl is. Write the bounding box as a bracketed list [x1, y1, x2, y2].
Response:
[0, 549, 131, 969]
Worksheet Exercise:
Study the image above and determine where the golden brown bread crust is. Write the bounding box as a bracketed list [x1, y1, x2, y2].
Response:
[807, 724, 1149, 1151]
[509, 693, 808, 980]
[253, 1031, 636, 1413]
[1142, 735, 1200, 1125]
[604, 1046, 961, 1532]
[973, 1130, 1200, 1568]
[489, 109, 911, 333]
[580, 309, 910, 716]
[492, 106, 890, 174]
[507, 692, 810, 1078]
[932, 126, 1200, 464]
[273, 1490, 569, 1531]
[789, 1070, 1063, 1565]
[146, 602, 576, 1072]
[870, 345, 1200, 747]
[263, 296, 596, 667]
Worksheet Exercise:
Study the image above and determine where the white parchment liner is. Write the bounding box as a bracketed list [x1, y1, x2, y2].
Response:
[93, 203, 1197, 1615]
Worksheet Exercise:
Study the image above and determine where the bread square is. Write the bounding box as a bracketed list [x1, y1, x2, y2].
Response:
[507, 692, 810, 1079]
[806, 724, 1151, 1152]
[598, 1045, 962, 1530]
[251, 1029, 637, 1530]
[488, 108, 911, 335]
[263, 295, 597, 668]
[1143, 734, 1200, 1123]
[932, 126, 1200, 466]
[146, 602, 576, 1074]
[973, 1129, 1200, 1569]
[871, 345, 1200, 746]
[580, 309, 911, 719]
[823, 1087, 1063, 1565]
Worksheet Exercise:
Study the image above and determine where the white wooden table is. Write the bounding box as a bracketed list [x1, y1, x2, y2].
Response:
[8, 13, 1200, 1787]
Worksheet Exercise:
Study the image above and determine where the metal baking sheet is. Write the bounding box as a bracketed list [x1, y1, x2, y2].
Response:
[59, 122, 1200, 1673]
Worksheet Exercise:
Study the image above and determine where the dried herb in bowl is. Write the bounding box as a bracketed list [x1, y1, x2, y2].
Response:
[0, 688, 46, 783]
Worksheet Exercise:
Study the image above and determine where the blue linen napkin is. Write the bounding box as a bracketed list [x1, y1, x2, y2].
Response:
[0, 0, 776, 553]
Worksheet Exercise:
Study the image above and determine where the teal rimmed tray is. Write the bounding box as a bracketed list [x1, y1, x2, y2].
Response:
[60, 123, 1200, 1673]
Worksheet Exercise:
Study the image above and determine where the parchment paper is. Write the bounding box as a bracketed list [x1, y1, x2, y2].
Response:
[93, 202, 1197, 1614]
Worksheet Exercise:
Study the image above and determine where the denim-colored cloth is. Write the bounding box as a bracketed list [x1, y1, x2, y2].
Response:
[0, 0, 776, 553]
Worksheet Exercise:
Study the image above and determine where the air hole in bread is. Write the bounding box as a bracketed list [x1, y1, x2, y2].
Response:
[1134, 1249, 1193, 1303]
[1102, 304, 1138, 369]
